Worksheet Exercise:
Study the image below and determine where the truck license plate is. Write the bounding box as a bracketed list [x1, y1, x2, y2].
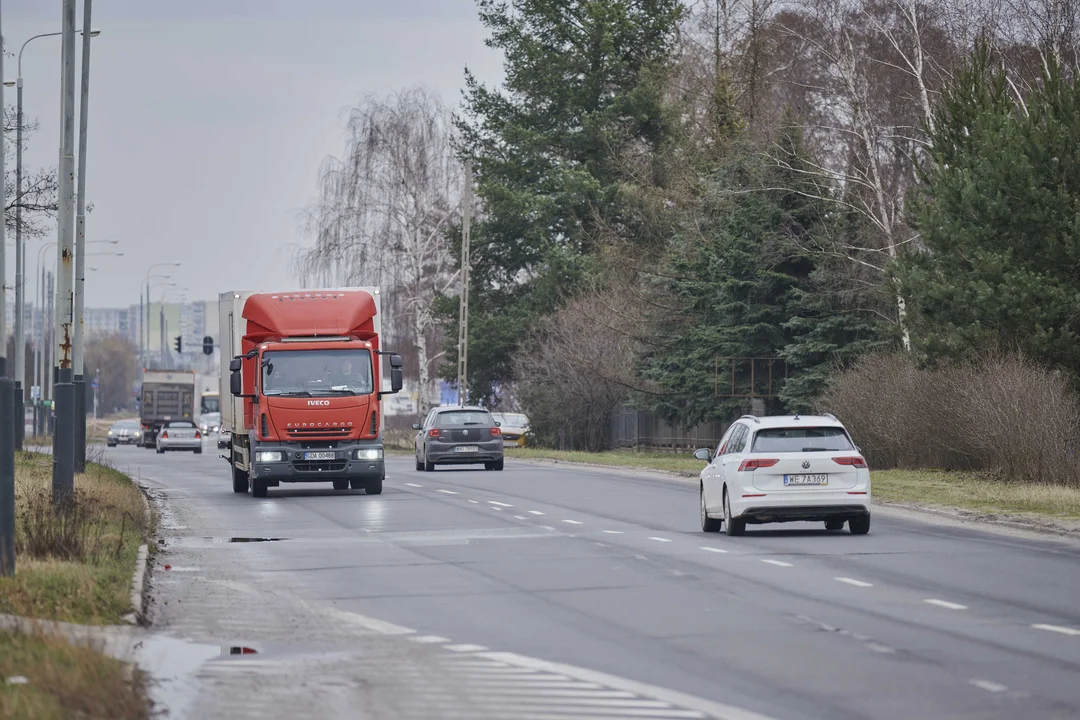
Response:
[454, 446, 479, 453]
[784, 474, 828, 486]
[304, 451, 335, 460]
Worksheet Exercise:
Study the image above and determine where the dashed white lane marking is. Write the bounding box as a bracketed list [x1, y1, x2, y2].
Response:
[489, 501, 513, 507]
[528, 510, 545, 515]
[1032, 623, 1080, 636]
[602, 530, 624, 535]
[700, 547, 727, 553]
[405, 483, 423, 488]
[924, 599, 968, 610]
[444, 644, 489, 652]
[647, 537, 672, 543]
[835, 577, 873, 588]
[563, 519, 583, 525]
[437, 489, 459, 495]
[761, 559, 793, 567]
[969, 679, 1008, 693]
[492, 507, 504, 512]
[514, 515, 527, 520]
[468, 500, 480, 504]
[865, 643, 896, 654]
[409, 635, 450, 644]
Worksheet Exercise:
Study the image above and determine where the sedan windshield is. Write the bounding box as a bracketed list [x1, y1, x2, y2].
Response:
[436, 411, 495, 427]
[262, 349, 373, 397]
[493, 413, 528, 427]
[751, 427, 855, 453]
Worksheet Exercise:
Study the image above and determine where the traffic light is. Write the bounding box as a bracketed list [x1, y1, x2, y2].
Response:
[174, 336, 183, 353]
[202, 336, 214, 356]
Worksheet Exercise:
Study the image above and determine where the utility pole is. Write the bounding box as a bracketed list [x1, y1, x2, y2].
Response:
[72, 0, 94, 473]
[13, 64, 26, 452]
[1, 0, 18, 577]
[456, 162, 472, 407]
[53, 0, 78, 507]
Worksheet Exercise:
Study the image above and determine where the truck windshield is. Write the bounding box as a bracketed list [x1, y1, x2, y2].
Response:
[201, 396, 219, 414]
[262, 349, 374, 397]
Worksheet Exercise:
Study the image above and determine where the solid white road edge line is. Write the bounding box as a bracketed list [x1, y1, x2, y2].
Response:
[1032, 623, 1080, 636]
[477, 651, 781, 720]
[924, 599, 968, 610]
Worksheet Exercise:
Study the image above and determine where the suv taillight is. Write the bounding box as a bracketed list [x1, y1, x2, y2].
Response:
[833, 456, 867, 468]
[428, 429, 440, 438]
[738, 458, 778, 471]
[490, 427, 501, 437]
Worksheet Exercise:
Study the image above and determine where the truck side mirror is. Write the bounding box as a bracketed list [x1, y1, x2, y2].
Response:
[230, 364, 243, 397]
[390, 367, 403, 394]
[229, 358, 242, 373]
[389, 354, 403, 369]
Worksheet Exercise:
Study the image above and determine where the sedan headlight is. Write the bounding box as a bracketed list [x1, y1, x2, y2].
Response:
[256, 451, 284, 463]
[354, 448, 384, 461]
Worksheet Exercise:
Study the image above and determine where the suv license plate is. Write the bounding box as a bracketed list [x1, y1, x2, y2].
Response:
[304, 451, 335, 460]
[454, 445, 479, 453]
[784, 474, 828, 486]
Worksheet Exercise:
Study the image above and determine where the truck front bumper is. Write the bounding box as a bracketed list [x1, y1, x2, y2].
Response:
[250, 442, 385, 485]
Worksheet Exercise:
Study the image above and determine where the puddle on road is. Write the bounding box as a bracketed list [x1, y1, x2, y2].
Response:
[134, 635, 260, 719]
[166, 536, 288, 547]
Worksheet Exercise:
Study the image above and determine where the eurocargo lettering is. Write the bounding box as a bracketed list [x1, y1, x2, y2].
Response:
[218, 288, 403, 498]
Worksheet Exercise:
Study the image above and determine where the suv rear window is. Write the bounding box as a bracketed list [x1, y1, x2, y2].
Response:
[436, 411, 494, 427]
[751, 427, 854, 453]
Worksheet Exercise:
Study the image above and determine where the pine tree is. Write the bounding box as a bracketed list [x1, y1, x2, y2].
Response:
[445, 0, 684, 404]
[898, 40, 1080, 372]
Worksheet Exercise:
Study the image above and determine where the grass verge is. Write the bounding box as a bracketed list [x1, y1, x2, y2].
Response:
[509, 449, 1080, 519]
[0, 630, 148, 720]
[0, 451, 150, 624]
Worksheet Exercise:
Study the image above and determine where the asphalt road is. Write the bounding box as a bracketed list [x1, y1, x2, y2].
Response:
[107, 443, 1080, 720]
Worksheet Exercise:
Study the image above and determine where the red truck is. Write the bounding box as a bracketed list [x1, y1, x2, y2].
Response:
[219, 288, 403, 498]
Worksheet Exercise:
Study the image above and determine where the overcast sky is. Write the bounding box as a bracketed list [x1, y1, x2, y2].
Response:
[3, 0, 502, 310]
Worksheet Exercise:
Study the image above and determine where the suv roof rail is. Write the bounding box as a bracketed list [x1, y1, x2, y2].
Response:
[740, 415, 761, 423]
[821, 412, 838, 421]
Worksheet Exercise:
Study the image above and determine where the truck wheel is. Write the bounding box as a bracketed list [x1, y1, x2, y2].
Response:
[365, 476, 383, 495]
[251, 478, 269, 498]
[333, 479, 349, 491]
[232, 466, 249, 494]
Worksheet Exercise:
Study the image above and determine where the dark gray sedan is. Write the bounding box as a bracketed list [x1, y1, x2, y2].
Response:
[413, 406, 504, 471]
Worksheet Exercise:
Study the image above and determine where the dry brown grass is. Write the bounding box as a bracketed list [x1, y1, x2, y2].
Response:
[821, 351, 1080, 486]
[0, 453, 149, 624]
[0, 630, 149, 720]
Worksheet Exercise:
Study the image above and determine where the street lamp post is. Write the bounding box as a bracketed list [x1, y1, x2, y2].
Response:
[144, 264, 181, 371]
[73, 0, 97, 473]
[1, 0, 16, 577]
[8, 26, 101, 455]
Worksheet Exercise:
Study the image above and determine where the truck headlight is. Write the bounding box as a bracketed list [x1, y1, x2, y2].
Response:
[354, 448, 383, 461]
[256, 451, 284, 463]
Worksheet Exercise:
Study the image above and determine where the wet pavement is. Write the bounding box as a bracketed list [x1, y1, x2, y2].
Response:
[107, 443, 1080, 720]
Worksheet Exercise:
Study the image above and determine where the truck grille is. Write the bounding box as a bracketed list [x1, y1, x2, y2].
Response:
[293, 459, 348, 473]
[287, 428, 351, 438]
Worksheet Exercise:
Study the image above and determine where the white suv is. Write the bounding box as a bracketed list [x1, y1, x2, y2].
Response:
[696, 414, 871, 536]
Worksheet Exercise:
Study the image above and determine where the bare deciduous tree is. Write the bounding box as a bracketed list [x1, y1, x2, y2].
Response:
[295, 87, 461, 414]
[4, 107, 59, 240]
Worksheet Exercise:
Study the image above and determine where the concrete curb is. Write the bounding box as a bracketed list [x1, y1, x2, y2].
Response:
[0, 613, 142, 664]
[124, 544, 150, 626]
[512, 456, 1080, 540]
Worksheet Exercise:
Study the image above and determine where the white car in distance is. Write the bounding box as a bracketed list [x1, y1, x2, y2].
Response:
[696, 414, 871, 536]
